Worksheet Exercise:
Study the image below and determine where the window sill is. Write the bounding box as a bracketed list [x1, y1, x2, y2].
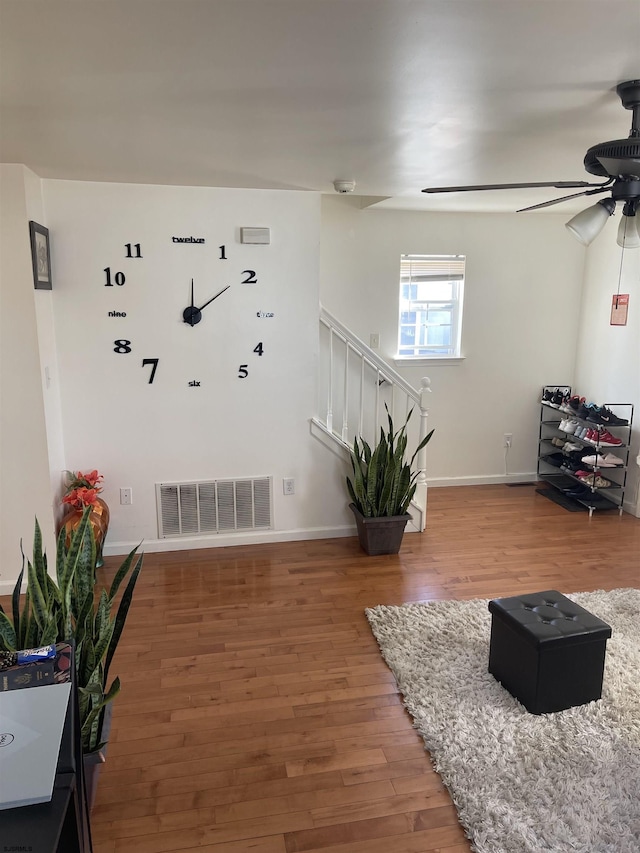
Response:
[394, 356, 466, 367]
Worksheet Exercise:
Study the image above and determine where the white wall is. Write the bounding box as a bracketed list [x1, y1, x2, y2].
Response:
[0, 165, 56, 586]
[3, 172, 636, 588]
[41, 181, 351, 558]
[574, 230, 640, 515]
[320, 196, 586, 484]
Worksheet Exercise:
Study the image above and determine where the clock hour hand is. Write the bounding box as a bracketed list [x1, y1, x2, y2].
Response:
[197, 285, 230, 312]
[183, 278, 202, 326]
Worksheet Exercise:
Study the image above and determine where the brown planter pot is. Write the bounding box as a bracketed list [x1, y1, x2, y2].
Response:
[349, 503, 410, 555]
[59, 497, 110, 567]
[82, 702, 113, 811]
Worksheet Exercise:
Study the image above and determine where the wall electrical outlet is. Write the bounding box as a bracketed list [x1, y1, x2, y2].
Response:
[283, 478, 295, 495]
[503, 433, 513, 449]
[120, 487, 133, 505]
[369, 333, 380, 349]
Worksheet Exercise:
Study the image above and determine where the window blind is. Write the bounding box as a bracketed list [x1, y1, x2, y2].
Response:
[400, 254, 465, 282]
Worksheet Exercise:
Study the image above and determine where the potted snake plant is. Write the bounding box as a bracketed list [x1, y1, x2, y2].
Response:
[347, 405, 434, 555]
[0, 509, 143, 807]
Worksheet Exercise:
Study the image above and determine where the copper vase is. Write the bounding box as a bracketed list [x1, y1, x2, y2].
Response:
[59, 497, 110, 567]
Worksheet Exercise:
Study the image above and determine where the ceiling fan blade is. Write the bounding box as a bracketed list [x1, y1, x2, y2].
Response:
[517, 186, 610, 213]
[596, 156, 640, 179]
[422, 180, 604, 194]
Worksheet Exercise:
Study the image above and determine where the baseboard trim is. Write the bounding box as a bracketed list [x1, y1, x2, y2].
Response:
[428, 473, 538, 487]
[102, 523, 357, 558]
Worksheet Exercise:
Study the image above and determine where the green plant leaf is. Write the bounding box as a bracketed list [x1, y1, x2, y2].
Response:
[27, 558, 48, 632]
[0, 611, 17, 651]
[104, 553, 143, 685]
[108, 545, 140, 603]
[81, 677, 120, 752]
[12, 557, 25, 646]
[32, 518, 49, 606]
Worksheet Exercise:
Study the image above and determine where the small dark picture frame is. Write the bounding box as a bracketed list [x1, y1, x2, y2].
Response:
[29, 221, 52, 290]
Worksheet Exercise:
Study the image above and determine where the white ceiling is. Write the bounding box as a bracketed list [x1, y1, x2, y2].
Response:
[1, 0, 639, 213]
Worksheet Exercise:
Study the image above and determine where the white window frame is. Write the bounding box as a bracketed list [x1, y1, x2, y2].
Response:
[395, 253, 465, 365]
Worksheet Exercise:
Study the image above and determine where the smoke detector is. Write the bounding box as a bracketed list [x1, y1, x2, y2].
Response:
[333, 180, 356, 194]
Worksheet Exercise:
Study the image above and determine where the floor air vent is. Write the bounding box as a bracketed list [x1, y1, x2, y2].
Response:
[156, 477, 272, 538]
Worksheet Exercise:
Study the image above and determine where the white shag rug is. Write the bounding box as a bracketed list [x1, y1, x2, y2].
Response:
[366, 588, 640, 853]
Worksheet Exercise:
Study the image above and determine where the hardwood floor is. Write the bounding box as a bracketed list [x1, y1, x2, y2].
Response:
[31, 485, 640, 851]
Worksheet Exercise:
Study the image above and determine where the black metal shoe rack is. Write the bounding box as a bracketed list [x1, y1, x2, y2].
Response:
[537, 385, 634, 517]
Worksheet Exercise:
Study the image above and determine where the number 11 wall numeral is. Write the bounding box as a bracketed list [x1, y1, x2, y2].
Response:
[125, 243, 143, 258]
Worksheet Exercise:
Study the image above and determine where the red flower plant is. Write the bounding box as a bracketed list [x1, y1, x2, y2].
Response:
[62, 487, 100, 511]
[63, 470, 104, 509]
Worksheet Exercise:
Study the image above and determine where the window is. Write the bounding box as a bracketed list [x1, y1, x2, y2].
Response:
[397, 254, 465, 358]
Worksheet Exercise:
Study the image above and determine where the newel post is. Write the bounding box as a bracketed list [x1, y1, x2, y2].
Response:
[414, 377, 431, 530]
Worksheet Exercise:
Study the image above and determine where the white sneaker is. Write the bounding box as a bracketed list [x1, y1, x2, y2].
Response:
[602, 453, 624, 466]
[582, 454, 610, 467]
[582, 452, 624, 467]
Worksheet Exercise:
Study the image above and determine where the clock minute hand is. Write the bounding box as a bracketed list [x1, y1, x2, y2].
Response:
[197, 285, 230, 312]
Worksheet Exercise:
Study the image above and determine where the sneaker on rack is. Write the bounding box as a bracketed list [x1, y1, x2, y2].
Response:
[575, 427, 588, 439]
[541, 388, 556, 406]
[594, 475, 612, 488]
[584, 429, 599, 443]
[597, 430, 623, 447]
[567, 395, 585, 414]
[597, 406, 629, 426]
[562, 442, 582, 452]
[565, 487, 591, 499]
[559, 392, 573, 412]
[602, 452, 624, 466]
[577, 402, 596, 420]
[582, 453, 611, 467]
[551, 388, 566, 408]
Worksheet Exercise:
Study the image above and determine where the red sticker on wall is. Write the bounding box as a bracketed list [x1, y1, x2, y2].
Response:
[610, 294, 629, 326]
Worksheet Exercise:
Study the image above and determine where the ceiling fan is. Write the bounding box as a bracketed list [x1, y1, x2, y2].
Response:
[422, 80, 640, 248]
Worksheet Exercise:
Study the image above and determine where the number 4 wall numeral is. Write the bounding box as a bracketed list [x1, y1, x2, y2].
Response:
[238, 343, 264, 378]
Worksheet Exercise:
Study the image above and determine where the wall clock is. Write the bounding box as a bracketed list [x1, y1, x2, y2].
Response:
[101, 234, 273, 388]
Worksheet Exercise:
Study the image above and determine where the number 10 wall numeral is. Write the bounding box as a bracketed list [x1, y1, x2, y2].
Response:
[104, 267, 125, 286]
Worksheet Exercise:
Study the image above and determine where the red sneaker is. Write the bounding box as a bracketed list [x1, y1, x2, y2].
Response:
[597, 430, 623, 446]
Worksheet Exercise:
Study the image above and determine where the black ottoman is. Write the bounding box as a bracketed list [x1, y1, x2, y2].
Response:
[488, 589, 612, 714]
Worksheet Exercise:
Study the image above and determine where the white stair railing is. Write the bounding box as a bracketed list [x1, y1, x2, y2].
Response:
[312, 305, 432, 531]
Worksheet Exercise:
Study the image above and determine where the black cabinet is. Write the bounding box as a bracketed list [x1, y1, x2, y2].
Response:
[1, 665, 93, 852]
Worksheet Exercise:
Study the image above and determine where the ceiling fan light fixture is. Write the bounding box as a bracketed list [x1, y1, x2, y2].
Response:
[565, 198, 616, 246]
[616, 211, 640, 249]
